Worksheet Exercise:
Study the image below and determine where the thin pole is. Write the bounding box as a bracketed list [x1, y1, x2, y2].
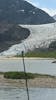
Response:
[22, 51, 29, 100]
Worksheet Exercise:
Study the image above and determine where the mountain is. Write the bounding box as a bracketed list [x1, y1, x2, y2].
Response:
[0, 0, 55, 24]
[0, 23, 30, 52]
[53, 15, 56, 20]
[0, 0, 55, 55]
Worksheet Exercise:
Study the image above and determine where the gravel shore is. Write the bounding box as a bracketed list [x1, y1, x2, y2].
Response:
[0, 56, 55, 60]
[0, 75, 56, 88]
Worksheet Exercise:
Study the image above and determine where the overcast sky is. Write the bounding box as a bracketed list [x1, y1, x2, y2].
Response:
[25, 0, 56, 16]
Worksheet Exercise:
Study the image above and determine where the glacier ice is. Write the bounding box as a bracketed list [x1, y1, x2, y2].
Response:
[0, 22, 56, 56]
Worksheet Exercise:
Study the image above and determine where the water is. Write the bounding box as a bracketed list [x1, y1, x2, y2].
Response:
[0, 86, 56, 100]
[0, 59, 56, 76]
[0, 59, 56, 99]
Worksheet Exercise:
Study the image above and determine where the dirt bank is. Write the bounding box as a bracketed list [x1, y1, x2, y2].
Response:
[0, 75, 56, 88]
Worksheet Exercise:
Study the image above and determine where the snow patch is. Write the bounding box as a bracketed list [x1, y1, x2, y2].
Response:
[33, 12, 35, 14]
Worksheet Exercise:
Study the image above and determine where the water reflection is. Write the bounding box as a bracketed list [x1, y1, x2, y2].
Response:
[0, 59, 56, 76]
[0, 86, 56, 100]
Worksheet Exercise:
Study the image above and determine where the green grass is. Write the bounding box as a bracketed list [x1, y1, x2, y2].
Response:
[4, 72, 35, 79]
[3, 71, 56, 79]
[14, 50, 56, 58]
[24, 51, 56, 58]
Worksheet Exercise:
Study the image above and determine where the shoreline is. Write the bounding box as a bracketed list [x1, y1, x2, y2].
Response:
[0, 56, 56, 88]
[0, 74, 56, 88]
[0, 56, 55, 60]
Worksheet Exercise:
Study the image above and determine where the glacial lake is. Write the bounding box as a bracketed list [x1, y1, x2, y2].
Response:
[0, 58, 56, 99]
[0, 86, 56, 100]
[0, 59, 56, 75]
[0, 58, 56, 76]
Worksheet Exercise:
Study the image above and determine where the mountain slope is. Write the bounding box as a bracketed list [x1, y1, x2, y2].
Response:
[0, 23, 30, 52]
[53, 15, 56, 20]
[0, 0, 55, 24]
[0, 0, 55, 55]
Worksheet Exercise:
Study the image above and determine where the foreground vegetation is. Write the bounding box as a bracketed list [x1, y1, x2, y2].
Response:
[24, 50, 56, 58]
[4, 72, 35, 79]
[3, 72, 55, 79]
[14, 50, 56, 58]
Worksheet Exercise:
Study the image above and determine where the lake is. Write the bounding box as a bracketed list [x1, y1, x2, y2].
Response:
[0, 58, 56, 76]
[0, 58, 56, 99]
[0, 86, 56, 100]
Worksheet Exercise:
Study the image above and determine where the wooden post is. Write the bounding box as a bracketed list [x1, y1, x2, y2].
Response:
[22, 51, 29, 100]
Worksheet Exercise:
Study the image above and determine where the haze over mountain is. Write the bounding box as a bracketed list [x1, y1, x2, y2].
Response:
[0, 0, 55, 24]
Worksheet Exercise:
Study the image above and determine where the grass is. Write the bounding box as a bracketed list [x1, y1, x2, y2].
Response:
[3, 71, 56, 79]
[14, 50, 56, 58]
[24, 50, 56, 58]
[4, 72, 35, 79]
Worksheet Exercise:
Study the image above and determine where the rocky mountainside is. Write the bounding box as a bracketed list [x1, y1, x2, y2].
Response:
[53, 15, 56, 20]
[0, 23, 30, 52]
[0, 0, 55, 24]
[0, 0, 55, 54]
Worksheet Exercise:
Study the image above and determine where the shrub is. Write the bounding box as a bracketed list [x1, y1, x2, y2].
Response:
[4, 72, 35, 79]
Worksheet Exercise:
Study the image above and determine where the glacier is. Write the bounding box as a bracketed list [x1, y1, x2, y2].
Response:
[0, 22, 56, 56]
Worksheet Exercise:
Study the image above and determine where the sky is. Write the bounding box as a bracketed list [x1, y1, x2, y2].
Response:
[25, 0, 56, 16]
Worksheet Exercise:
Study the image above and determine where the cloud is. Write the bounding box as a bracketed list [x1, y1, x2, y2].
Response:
[42, 8, 56, 16]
